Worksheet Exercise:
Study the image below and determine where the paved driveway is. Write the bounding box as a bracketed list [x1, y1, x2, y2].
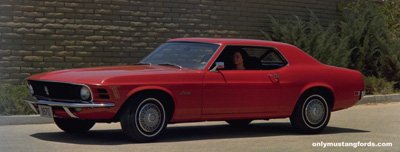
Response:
[0, 103, 399, 152]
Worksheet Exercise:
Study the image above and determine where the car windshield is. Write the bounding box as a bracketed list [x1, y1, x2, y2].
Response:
[139, 42, 219, 70]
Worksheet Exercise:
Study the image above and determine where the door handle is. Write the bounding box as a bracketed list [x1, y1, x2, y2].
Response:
[268, 73, 279, 83]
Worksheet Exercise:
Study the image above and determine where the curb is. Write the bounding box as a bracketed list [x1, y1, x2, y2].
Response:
[357, 94, 400, 104]
[0, 115, 53, 126]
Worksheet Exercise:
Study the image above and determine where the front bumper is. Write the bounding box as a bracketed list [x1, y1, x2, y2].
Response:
[25, 99, 115, 118]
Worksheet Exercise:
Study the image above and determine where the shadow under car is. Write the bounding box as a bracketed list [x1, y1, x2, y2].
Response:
[30, 122, 370, 145]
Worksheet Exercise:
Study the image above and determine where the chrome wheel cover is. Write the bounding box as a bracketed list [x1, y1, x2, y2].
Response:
[138, 103, 162, 133]
[134, 98, 166, 137]
[304, 98, 326, 125]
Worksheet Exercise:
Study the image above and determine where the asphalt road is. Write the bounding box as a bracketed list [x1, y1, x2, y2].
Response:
[0, 103, 399, 152]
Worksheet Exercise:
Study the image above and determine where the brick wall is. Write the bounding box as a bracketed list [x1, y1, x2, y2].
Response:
[0, 0, 341, 84]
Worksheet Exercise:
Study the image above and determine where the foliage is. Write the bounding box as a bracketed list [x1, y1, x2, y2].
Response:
[262, 0, 400, 93]
[364, 76, 396, 94]
[262, 12, 350, 67]
[379, 0, 400, 39]
[340, 0, 400, 82]
[0, 85, 35, 115]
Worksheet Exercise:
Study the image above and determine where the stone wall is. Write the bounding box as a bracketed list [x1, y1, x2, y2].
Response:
[0, 0, 341, 84]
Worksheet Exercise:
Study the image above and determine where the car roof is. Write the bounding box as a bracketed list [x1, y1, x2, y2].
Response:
[167, 37, 321, 66]
[167, 37, 293, 47]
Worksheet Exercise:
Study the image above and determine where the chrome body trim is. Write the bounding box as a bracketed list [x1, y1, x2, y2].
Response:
[139, 41, 221, 71]
[25, 99, 114, 119]
[25, 99, 115, 108]
[33, 95, 93, 103]
[206, 44, 290, 71]
[221, 44, 290, 66]
[26, 101, 38, 113]
[63, 107, 79, 118]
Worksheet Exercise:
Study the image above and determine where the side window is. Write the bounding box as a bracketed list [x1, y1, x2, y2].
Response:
[211, 45, 287, 70]
[259, 50, 287, 70]
[244, 47, 287, 70]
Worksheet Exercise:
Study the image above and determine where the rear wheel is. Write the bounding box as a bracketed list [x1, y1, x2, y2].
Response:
[226, 120, 252, 127]
[290, 93, 331, 134]
[54, 118, 95, 133]
[120, 95, 168, 142]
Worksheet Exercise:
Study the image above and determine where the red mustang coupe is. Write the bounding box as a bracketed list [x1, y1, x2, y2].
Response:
[25, 38, 364, 142]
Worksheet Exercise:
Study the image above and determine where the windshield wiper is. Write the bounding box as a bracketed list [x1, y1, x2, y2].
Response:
[157, 63, 182, 69]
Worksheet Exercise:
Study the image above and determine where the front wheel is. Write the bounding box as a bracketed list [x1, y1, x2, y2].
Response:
[54, 118, 95, 133]
[290, 93, 331, 134]
[120, 96, 168, 142]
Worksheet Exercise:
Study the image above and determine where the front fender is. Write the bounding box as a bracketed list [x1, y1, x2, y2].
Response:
[125, 85, 176, 103]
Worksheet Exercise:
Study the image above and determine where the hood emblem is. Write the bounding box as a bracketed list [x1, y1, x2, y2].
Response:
[44, 86, 50, 96]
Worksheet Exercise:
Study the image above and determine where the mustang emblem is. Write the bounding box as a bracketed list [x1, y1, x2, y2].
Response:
[44, 86, 50, 96]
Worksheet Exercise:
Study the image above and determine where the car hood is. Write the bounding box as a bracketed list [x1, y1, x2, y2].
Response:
[27, 65, 197, 85]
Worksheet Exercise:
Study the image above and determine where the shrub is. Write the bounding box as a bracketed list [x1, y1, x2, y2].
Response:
[379, 0, 400, 39]
[340, 0, 400, 82]
[0, 84, 35, 115]
[262, 0, 400, 89]
[262, 11, 350, 67]
[364, 76, 396, 95]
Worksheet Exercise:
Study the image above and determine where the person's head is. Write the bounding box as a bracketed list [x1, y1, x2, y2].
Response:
[233, 51, 244, 66]
[232, 49, 248, 67]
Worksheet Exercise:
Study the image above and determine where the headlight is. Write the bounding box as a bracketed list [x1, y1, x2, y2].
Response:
[28, 84, 34, 95]
[80, 86, 91, 101]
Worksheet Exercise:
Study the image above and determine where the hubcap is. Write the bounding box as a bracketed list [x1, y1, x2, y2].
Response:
[138, 103, 162, 133]
[305, 98, 326, 125]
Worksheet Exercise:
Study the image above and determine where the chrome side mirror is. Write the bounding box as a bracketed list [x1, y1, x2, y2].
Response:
[211, 62, 224, 72]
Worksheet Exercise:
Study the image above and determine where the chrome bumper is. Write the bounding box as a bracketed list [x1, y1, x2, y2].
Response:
[25, 99, 115, 118]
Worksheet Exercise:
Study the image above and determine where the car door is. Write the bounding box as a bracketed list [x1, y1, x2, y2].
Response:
[202, 45, 287, 114]
[203, 70, 280, 114]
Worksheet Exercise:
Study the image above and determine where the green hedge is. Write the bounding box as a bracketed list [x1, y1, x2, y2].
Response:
[0, 85, 35, 115]
[262, 0, 400, 93]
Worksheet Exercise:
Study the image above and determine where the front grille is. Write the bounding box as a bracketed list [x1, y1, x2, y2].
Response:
[28, 80, 90, 102]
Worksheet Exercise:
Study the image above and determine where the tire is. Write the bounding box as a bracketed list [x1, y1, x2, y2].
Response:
[120, 95, 168, 142]
[54, 118, 95, 133]
[290, 92, 331, 134]
[226, 120, 252, 127]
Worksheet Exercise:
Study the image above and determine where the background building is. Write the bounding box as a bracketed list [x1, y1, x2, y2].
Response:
[0, 0, 341, 84]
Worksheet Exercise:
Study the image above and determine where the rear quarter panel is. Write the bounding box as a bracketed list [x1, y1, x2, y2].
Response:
[274, 43, 364, 116]
[279, 64, 364, 116]
[319, 65, 364, 111]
